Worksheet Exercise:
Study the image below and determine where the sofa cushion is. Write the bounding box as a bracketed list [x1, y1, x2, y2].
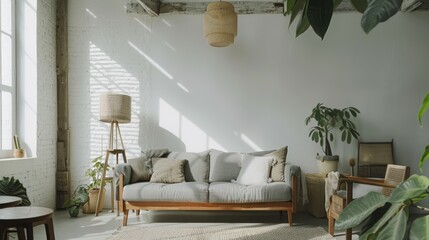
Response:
[128, 156, 151, 183]
[236, 155, 273, 185]
[208, 182, 291, 203]
[123, 182, 209, 202]
[262, 146, 288, 182]
[150, 158, 185, 183]
[167, 151, 210, 182]
[209, 149, 242, 182]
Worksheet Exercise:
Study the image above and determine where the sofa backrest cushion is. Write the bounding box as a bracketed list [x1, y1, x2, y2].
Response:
[209, 149, 243, 182]
[167, 151, 210, 182]
[128, 156, 151, 183]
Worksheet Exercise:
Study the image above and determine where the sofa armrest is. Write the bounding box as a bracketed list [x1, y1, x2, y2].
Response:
[284, 164, 306, 209]
[114, 163, 132, 186]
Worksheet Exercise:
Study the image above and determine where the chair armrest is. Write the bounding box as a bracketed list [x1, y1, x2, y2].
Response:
[284, 164, 301, 185]
[339, 176, 396, 189]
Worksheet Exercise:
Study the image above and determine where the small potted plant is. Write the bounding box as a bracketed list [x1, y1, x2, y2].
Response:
[63, 185, 89, 217]
[82, 155, 110, 214]
[305, 103, 360, 174]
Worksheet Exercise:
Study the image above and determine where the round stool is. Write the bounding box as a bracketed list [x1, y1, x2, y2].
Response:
[0, 196, 22, 209]
[0, 206, 55, 240]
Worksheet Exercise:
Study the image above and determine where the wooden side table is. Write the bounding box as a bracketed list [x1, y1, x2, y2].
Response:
[0, 206, 55, 240]
[305, 173, 326, 218]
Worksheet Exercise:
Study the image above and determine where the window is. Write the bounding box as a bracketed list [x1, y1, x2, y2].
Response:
[0, 0, 15, 158]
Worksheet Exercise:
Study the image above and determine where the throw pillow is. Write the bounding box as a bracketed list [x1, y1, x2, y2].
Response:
[236, 155, 273, 185]
[167, 151, 210, 182]
[128, 156, 152, 183]
[209, 149, 243, 182]
[264, 146, 288, 182]
[150, 158, 185, 183]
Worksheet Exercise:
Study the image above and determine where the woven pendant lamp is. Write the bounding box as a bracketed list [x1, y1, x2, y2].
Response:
[203, 1, 237, 47]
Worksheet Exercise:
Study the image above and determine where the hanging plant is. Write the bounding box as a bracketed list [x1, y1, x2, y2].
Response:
[284, 0, 404, 39]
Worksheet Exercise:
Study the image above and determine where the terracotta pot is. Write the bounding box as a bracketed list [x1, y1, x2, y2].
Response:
[82, 188, 105, 214]
[13, 149, 25, 158]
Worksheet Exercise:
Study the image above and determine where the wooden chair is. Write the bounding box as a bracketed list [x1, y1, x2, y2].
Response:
[328, 164, 410, 240]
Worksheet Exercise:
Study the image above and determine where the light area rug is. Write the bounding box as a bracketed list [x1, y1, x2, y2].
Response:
[107, 224, 335, 240]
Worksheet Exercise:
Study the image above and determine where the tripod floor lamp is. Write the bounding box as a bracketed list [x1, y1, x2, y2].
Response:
[95, 93, 131, 216]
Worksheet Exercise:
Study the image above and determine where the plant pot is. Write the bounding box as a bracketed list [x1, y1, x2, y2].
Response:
[82, 188, 105, 214]
[13, 149, 24, 158]
[68, 206, 80, 217]
[316, 155, 339, 175]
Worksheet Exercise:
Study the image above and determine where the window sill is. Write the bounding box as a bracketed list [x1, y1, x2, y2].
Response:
[0, 157, 36, 162]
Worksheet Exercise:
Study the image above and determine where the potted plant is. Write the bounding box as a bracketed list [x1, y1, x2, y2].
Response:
[305, 103, 360, 174]
[63, 185, 89, 217]
[82, 155, 110, 214]
[335, 93, 429, 239]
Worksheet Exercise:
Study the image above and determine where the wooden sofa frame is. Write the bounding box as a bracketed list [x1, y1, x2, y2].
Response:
[118, 174, 298, 226]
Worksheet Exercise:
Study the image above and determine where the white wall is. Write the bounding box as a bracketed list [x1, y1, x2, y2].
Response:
[0, 0, 57, 208]
[69, 0, 429, 207]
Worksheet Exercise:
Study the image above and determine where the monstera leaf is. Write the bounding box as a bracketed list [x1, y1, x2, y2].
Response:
[0, 176, 31, 206]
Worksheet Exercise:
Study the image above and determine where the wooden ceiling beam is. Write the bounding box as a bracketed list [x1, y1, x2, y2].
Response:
[127, 0, 429, 16]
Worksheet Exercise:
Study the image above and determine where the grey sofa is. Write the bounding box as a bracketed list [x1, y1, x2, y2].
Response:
[116, 148, 301, 226]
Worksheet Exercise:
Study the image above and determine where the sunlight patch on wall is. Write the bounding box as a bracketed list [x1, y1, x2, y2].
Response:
[176, 82, 189, 93]
[159, 98, 227, 152]
[134, 17, 152, 32]
[85, 8, 97, 19]
[240, 133, 263, 151]
[128, 41, 173, 80]
[89, 41, 141, 161]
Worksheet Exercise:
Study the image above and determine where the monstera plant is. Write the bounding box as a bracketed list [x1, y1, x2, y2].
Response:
[0, 176, 31, 206]
[285, 0, 404, 39]
[335, 92, 429, 239]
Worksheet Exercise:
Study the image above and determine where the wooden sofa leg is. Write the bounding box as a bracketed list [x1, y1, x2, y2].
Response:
[123, 210, 129, 226]
[136, 210, 140, 216]
[287, 210, 293, 226]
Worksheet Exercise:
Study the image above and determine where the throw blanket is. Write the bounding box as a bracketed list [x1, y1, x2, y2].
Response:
[324, 171, 340, 211]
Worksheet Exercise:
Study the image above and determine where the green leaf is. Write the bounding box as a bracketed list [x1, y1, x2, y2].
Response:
[388, 175, 429, 203]
[335, 192, 387, 230]
[296, 10, 310, 37]
[360, 203, 402, 239]
[351, 0, 368, 13]
[346, 131, 352, 144]
[419, 145, 429, 172]
[410, 215, 429, 240]
[376, 208, 407, 240]
[361, 0, 402, 34]
[285, 0, 297, 15]
[341, 131, 346, 142]
[307, 0, 333, 39]
[344, 111, 350, 119]
[418, 92, 429, 125]
[289, 0, 306, 27]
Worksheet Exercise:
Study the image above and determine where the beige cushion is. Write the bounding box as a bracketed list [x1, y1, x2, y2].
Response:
[150, 158, 185, 183]
[264, 146, 288, 182]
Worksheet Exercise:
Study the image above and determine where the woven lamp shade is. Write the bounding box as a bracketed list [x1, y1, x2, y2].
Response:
[99, 93, 131, 123]
[204, 1, 237, 47]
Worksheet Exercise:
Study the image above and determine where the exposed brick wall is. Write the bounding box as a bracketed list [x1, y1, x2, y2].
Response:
[0, 0, 57, 208]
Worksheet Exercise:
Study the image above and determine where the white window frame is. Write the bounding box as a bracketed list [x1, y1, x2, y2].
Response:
[0, 0, 16, 158]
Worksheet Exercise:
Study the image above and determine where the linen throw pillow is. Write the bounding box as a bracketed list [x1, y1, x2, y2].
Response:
[150, 158, 185, 183]
[209, 149, 243, 182]
[263, 146, 288, 182]
[236, 155, 273, 185]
